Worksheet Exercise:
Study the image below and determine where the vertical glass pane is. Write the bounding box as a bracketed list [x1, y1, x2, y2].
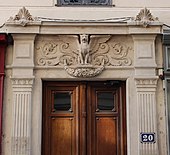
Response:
[54, 92, 71, 111]
[97, 92, 114, 111]
[58, 0, 111, 5]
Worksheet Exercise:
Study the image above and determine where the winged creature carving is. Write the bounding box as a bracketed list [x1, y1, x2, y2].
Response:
[59, 34, 111, 66]
[36, 34, 132, 77]
[78, 34, 90, 65]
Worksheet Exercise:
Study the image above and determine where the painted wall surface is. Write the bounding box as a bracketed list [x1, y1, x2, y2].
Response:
[0, 34, 7, 155]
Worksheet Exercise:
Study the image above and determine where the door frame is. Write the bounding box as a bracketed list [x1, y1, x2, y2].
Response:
[42, 81, 127, 155]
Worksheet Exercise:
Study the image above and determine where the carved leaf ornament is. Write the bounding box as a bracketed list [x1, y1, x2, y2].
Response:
[134, 7, 159, 27]
[7, 7, 38, 26]
[14, 7, 33, 21]
[36, 35, 132, 78]
[64, 61, 105, 78]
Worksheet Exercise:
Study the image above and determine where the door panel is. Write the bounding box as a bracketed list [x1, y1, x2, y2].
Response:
[88, 82, 122, 155]
[51, 118, 74, 155]
[96, 118, 118, 155]
[42, 83, 79, 155]
[42, 81, 126, 155]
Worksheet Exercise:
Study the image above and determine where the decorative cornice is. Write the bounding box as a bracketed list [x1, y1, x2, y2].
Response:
[6, 7, 40, 26]
[131, 8, 159, 27]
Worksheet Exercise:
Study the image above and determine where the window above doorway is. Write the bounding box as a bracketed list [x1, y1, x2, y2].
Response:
[56, 0, 112, 6]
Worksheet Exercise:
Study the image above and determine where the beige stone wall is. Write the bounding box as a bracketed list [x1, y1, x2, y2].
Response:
[0, 7, 170, 32]
[1, 6, 168, 155]
[0, 8, 169, 24]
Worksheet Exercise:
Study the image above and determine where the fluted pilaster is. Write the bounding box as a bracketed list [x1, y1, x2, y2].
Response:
[10, 33, 35, 155]
[11, 78, 34, 155]
[135, 78, 159, 155]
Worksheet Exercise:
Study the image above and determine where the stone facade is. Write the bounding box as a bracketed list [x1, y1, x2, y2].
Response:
[0, 6, 168, 155]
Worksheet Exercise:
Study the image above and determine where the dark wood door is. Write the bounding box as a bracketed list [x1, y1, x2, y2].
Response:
[42, 81, 126, 155]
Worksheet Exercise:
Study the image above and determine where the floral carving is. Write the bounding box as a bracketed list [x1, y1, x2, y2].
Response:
[37, 42, 60, 66]
[92, 42, 132, 66]
[14, 7, 33, 21]
[36, 35, 132, 77]
[64, 65, 105, 78]
[134, 8, 159, 27]
[7, 7, 39, 26]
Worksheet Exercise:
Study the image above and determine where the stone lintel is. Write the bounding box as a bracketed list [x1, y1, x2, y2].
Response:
[6, 22, 162, 35]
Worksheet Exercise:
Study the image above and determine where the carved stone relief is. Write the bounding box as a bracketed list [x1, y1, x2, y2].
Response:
[132, 7, 159, 27]
[11, 78, 34, 85]
[35, 35, 133, 77]
[135, 79, 157, 86]
[6, 7, 40, 26]
[5, 7, 160, 28]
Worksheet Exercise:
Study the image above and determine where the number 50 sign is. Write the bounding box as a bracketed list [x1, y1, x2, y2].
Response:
[140, 133, 156, 143]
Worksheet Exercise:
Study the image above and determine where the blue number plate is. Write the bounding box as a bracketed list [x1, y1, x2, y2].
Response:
[140, 133, 156, 143]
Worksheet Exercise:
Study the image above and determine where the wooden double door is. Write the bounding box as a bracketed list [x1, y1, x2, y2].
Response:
[42, 81, 127, 155]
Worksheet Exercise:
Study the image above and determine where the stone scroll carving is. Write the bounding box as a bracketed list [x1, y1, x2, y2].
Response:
[36, 35, 132, 77]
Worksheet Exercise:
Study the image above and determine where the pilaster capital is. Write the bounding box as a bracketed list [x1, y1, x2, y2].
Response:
[11, 77, 34, 91]
[134, 76, 158, 90]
